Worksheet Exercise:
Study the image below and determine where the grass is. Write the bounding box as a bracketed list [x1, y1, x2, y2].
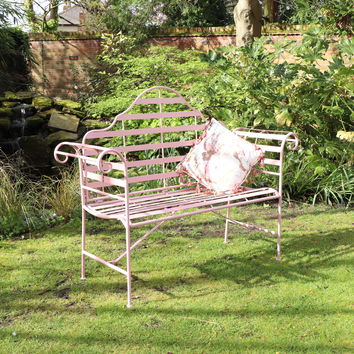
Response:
[0, 204, 353, 353]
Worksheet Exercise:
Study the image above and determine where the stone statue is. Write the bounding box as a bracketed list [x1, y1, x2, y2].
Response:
[233, 0, 262, 47]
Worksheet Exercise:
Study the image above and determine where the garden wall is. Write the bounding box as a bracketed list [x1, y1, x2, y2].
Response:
[29, 33, 101, 99]
[29, 26, 336, 99]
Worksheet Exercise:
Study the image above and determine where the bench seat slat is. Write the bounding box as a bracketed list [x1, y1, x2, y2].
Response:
[86, 187, 278, 221]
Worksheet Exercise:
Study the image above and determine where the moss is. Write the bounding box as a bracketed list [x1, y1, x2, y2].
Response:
[0, 117, 11, 131]
[0, 107, 13, 117]
[81, 119, 109, 130]
[2, 101, 18, 108]
[26, 115, 45, 129]
[45, 131, 78, 146]
[55, 99, 81, 111]
[4, 91, 17, 100]
[32, 96, 53, 111]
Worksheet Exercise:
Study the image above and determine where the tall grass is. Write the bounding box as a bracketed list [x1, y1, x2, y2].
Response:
[0, 159, 44, 239]
[44, 166, 81, 221]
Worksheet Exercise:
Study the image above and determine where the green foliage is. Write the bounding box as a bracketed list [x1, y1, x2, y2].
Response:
[197, 32, 353, 205]
[0, 0, 22, 27]
[160, 0, 231, 27]
[0, 27, 33, 93]
[84, 43, 211, 117]
[278, 0, 353, 35]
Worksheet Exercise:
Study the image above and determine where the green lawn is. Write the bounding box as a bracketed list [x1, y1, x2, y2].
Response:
[0, 204, 353, 353]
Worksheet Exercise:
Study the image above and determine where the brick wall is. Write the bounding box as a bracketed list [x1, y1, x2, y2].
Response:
[29, 28, 340, 99]
[30, 34, 101, 99]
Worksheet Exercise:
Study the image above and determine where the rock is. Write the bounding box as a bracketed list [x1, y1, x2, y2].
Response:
[14, 91, 36, 103]
[32, 96, 53, 111]
[55, 99, 81, 111]
[62, 107, 85, 118]
[12, 104, 36, 120]
[37, 108, 61, 120]
[81, 119, 108, 130]
[0, 107, 13, 117]
[25, 116, 45, 130]
[46, 131, 78, 147]
[19, 135, 51, 167]
[0, 118, 11, 138]
[48, 112, 80, 132]
[4, 91, 17, 100]
[2, 101, 18, 108]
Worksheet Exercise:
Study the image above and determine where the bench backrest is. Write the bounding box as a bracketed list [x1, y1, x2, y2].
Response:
[81, 86, 207, 196]
[78, 86, 298, 202]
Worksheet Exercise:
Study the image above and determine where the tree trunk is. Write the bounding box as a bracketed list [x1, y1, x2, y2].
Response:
[234, 0, 262, 47]
[24, 0, 37, 30]
[48, 0, 59, 21]
[263, 0, 274, 22]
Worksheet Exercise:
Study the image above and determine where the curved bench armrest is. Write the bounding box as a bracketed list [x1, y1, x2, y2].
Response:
[54, 142, 127, 173]
[233, 128, 300, 152]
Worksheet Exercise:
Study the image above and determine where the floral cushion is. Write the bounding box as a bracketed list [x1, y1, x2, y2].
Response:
[177, 118, 264, 194]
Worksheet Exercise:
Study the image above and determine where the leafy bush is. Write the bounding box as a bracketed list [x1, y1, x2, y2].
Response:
[0, 27, 33, 93]
[84, 42, 212, 118]
[278, 0, 353, 35]
[196, 30, 353, 206]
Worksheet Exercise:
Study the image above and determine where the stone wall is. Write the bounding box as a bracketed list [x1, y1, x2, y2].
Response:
[30, 33, 101, 99]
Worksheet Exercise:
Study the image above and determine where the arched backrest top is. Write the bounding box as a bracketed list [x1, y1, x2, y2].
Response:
[83, 86, 205, 143]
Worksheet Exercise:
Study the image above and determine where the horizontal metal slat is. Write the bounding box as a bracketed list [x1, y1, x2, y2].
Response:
[127, 171, 179, 184]
[263, 158, 281, 166]
[86, 171, 126, 187]
[234, 131, 295, 142]
[135, 97, 187, 105]
[116, 110, 203, 121]
[257, 144, 282, 153]
[114, 139, 195, 153]
[126, 155, 185, 168]
[85, 124, 205, 139]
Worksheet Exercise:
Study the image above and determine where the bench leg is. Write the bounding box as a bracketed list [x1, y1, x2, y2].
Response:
[224, 202, 231, 244]
[125, 225, 133, 308]
[81, 209, 87, 280]
[276, 198, 282, 261]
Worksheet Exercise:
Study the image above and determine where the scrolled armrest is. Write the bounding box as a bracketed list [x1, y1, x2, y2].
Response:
[54, 142, 83, 164]
[97, 148, 126, 173]
[282, 132, 300, 151]
[54, 142, 127, 173]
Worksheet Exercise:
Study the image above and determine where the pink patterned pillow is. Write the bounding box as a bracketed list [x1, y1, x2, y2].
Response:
[177, 118, 264, 194]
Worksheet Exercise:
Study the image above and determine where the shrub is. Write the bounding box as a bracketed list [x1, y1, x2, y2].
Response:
[196, 30, 353, 205]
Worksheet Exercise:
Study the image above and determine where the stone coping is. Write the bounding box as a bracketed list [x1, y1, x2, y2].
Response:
[28, 24, 316, 41]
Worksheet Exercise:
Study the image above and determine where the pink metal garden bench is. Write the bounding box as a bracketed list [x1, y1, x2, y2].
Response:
[54, 86, 299, 308]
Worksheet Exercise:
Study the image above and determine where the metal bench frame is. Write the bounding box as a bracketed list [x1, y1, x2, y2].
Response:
[54, 86, 299, 308]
